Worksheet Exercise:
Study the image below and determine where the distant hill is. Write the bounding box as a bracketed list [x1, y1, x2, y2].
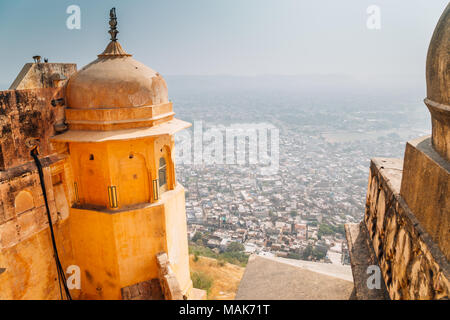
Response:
[165, 74, 424, 97]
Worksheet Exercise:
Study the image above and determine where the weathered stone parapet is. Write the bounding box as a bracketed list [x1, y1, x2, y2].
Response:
[9, 63, 76, 90]
[364, 157, 449, 299]
[156, 252, 184, 300]
[344, 222, 390, 300]
[0, 88, 66, 170]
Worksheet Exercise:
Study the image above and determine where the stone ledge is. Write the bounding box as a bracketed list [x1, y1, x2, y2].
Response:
[236, 255, 354, 300]
[344, 222, 390, 300]
[156, 252, 184, 300]
[188, 288, 207, 300]
[370, 158, 403, 195]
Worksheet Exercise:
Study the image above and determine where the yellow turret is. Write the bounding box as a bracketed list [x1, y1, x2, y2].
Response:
[50, 8, 195, 300]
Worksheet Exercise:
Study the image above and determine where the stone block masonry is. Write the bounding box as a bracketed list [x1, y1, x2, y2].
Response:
[362, 157, 449, 299]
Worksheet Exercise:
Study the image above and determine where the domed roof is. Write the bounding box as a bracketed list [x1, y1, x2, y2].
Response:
[66, 41, 168, 109]
[52, 8, 192, 138]
[426, 3, 449, 106]
[424, 3, 450, 162]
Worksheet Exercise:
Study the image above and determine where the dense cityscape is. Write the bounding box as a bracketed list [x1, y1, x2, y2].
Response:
[170, 77, 430, 265]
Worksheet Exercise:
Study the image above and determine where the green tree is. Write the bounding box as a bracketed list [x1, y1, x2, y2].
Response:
[312, 246, 328, 260]
[318, 223, 334, 238]
[226, 242, 245, 252]
[287, 252, 301, 260]
[192, 232, 203, 243]
[302, 244, 313, 260]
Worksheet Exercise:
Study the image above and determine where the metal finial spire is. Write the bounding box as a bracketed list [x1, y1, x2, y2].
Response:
[108, 7, 118, 41]
[98, 7, 131, 57]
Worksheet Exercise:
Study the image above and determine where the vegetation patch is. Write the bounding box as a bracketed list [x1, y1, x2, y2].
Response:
[189, 236, 249, 267]
[191, 271, 213, 296]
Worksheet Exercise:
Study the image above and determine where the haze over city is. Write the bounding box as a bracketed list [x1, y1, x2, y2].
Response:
[0, 0, 448, 90]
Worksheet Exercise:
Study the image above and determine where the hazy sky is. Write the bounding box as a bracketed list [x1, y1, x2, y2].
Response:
[0, 0, 447, 88]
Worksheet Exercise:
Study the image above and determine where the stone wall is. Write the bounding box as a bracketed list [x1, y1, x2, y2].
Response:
[0, 88, 65, 169]
[9, 63, 76, 90]
[121, 279, 164, 300]
[0, 155, 76, 299]
[156, 252, 184, 300]
[0, 63, 77, 299]
[364, 157, 449, 299]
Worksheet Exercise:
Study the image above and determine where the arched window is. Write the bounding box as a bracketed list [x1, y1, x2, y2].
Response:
[159, 157, 167, 188]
